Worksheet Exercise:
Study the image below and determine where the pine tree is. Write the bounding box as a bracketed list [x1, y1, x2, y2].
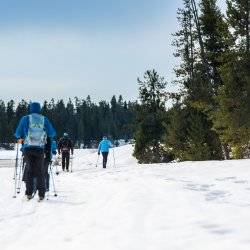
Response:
[211, 0, 250, 158]
[168, 0, 225, 160]
[172, 0, 196, 84]
[6, 100, 15, 142]
[66, 99, 77, 142]
[134, 70, 169, 163]
[227, 0, 250, 53]
[15, 100, 28, 124]
[200, 0, 232, 93]
[0, 100, 8, 143]
[164, 102, 188, 160]
[213, 54, 250, 158]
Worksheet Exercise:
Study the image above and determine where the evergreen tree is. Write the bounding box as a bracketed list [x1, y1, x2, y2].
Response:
[167, 0, 225, 160]
[110, 95, 118, 139]
[65, 99, 77, 141]
[15, 100, 28, 123]
[213, 54, 250, 158]
[227, 0, 250, 53]
[134, 70, 169, 163]
[164, 102, 188, 160]
[200, 0, 232, 93]
[211, 0, 250, 158]
[6, 100, 15, 142]
[0, 101, 8, 143]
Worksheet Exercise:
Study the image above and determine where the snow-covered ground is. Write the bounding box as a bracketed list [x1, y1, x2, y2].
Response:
[1, 145, 250, 250]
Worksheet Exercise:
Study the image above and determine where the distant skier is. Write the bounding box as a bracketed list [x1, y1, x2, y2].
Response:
[58, 133, 74, 172]
[98, 136, 112, 168]
[15, 102, 56, 201]
[44, 138, 57, 191]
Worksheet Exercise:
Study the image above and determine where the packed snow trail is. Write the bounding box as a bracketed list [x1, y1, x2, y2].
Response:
[1, 145, 250, 250]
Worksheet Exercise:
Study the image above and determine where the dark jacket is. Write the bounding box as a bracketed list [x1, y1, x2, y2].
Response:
[58, 137, 74, 154]
[45, 137, 57, 160]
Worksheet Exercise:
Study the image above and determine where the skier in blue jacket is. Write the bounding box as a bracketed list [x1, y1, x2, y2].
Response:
[15, 102, 56, 201]
[98, 136, 112, 168]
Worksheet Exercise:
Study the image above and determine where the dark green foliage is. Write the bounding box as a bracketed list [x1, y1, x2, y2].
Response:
[163, 103, 188, 160]
[133, 70, 173, 163]
[185, 108, 222, 160]
[165, 0, 224, 161]
[165, 103, 222, 161]
[227, 0, 250, 52]
[200, 0, 233, 93]
[0, 96, 137, 147]
[0, 101, 8, 143]
[210, 0, 250, 158]
[167, 0, 250, 160]
[6, 100, 16, 143]
[213, 54, 250, 158]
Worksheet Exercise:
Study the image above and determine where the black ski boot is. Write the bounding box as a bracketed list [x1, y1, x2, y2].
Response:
[27, 195, 33, 200]
[38, 196, 45, 202]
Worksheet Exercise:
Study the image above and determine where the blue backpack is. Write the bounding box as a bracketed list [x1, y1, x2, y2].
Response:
[25, 114, 47, 147]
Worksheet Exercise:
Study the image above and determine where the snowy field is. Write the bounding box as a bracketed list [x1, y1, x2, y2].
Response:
[1, 145, 250, 250]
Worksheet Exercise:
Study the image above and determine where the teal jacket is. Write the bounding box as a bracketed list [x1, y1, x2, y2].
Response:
[98, 139, 112, 153]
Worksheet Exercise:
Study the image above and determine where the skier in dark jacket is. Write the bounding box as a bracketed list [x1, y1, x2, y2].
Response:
[98, 136, 112, 168]
[58, 133, 74, 172]
[15, 102, 56, 201]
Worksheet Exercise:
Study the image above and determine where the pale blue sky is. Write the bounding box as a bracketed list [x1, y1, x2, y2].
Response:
[0, 0, 226, 102]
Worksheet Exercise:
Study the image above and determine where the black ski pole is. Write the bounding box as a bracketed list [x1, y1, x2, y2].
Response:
[55, 163, 59, 175]
[112, 148, 116, 168]
[17, 156, 23, 194]
[49, 163, 58, 197]
[13, 143, 19, 198]
[19, 160, 26, 195]
[96, 154, 99, 167]
[70, 156, 74, 172]
[53, 155, 59, 175]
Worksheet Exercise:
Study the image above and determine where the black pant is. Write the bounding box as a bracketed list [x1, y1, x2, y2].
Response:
[22, 156, 28, 182]
[102, 152, 109, 168]
[44, 158, 50, 191]
[62, 151, 70, 170]
[24, 149, 45, 197]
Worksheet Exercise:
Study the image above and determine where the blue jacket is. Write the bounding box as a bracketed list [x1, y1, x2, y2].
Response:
[98, 139, 112, 153]
[15, 102, 56, 150]
[51, 140, 57, 155]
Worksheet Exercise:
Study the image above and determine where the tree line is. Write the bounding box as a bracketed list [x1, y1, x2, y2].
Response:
[134, 0, 250, 162]
[0, 95, 137, 147]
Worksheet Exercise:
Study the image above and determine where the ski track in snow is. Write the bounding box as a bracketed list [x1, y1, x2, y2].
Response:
[1, 145, 250, 250]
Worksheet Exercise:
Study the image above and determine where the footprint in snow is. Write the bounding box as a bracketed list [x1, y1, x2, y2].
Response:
[234, 180, 248, 184]
[184, 183, 214, 192]
[215, 176, 237, 181]
[205, 190, 231, 201]
[201, 224, 235, 236]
